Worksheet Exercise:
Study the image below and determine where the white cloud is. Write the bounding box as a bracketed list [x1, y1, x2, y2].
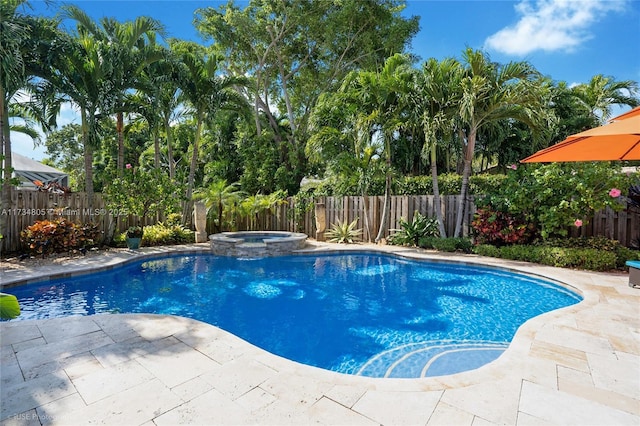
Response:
[484, 0, 627, 55]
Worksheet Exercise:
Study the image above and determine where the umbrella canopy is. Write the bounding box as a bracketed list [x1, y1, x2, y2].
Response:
[611, 106, 640, 121]
[521, 115, 640, 163]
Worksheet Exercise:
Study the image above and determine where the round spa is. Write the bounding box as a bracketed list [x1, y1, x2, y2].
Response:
[209, 231, 308, 257]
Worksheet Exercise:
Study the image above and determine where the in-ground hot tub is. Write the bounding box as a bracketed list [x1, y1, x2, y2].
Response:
[209, 231, 308, 257]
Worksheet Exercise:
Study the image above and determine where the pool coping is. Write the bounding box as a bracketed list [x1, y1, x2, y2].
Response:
[1, 242, 638, 424]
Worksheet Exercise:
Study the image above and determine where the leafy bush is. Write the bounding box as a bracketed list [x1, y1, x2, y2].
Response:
[419, 237, 473, 253]
[471, 208, 535, 245]
[538, 236, 639, 268]
[103, 167, 185, 224]
[141, 222, 194, 246]
[312, 173, 509, 197]
[326, 218, 362, 243]
[473, 244, 618, 271]
[20, 219, 101, 255]
[388, 212, 439, 246]
[113, 222, 194, 247]
[476, 163, 635, 239]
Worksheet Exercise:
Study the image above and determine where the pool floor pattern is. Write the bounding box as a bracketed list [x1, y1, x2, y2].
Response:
[357, 340, 509, 378]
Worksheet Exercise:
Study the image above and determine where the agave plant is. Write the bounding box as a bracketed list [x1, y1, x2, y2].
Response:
[388, 212, 439, 246]
[326, 218, 363, 244]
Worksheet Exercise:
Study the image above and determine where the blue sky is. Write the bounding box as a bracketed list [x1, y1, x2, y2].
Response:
[14, 0, 640, 160]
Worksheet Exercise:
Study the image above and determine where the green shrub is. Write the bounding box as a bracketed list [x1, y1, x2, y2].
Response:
[540, 237, 639, 268]
[614, 246, 640, 268]
[20, 219, 101, 255]
[473, 244, 501, 258]
[417, 237, 473, 253]
[142, 222, 194, 246]
[473, 244, 618, 271]
[388, 212, 439, 246]
[438, 238, 471, 253]
[113, 222, 194, 247]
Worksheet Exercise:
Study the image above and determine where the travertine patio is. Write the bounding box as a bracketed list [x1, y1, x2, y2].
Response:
[1, 243, 639, 425]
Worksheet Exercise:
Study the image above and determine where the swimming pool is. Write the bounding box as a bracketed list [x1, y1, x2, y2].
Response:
[6, 252, 581, 378]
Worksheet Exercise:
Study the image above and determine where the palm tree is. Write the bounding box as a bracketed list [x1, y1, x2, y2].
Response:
[172, 40, 248, 222]
[1, 0, 31, 218]
[62, 5, 165, 175]
[41, 26, 110, 205]
[307, 89, 383, 242]
[343, 54, 413, 242]
[572, 74, 639, 125]
[408, 57, 464, 237]
[131, 45, 180, 172]
[194, 179, 244, 233]
[1, 1, 60, 251]
[453, 48, 548, 237]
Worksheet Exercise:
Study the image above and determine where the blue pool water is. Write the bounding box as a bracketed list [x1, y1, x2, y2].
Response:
[6, 252, 581, 378]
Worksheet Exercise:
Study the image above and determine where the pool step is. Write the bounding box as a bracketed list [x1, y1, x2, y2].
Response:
[356, 340, 509, 378]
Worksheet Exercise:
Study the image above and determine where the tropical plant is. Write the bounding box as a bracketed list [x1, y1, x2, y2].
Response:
[20, 218, 100, 255]
[0, 293, 20, 320]
[125, 226, 143, 238]
[453, 48, 550, 237]
[477, 163, 635, 239]
[171, 40, 249, 220]
[325, 218, 363, 244]
[572, 74, 639, 124]
[62, 5, 166, 175]
[388, 212, 439, 246]
[193, 179, 244, 233]
[471, 208, 534, 246]
[334, 53, 414, 242]
[407, 57, 464, 237]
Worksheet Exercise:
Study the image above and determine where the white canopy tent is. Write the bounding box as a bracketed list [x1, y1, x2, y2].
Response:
[10, 152, 69, 189]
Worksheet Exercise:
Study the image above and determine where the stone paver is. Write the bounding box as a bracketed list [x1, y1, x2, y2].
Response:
[1, 243, 639, 425]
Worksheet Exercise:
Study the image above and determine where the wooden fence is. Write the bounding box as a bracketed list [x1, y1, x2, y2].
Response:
[2, 188, 638, 252]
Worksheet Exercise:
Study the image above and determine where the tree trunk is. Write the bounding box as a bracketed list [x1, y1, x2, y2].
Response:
[431, 144, 447, 238]
[361, 187, 372, 242]
[0, 85, 11, 255]
[454, 128, 476, 237]
[184, 113, 203, 224]
[80, 108, 95, 208]
[163, 113, 175, 180]
[153, 126, 160, 168]
[116, 111, 124, 176]
[375, 171, 392, 243]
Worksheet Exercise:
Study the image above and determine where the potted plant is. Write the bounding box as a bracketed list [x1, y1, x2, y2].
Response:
[125, 226, 143, 249]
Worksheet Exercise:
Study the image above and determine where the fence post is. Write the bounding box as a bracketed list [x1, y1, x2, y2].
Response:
[193, 201, 208, 243]
[314, 197, 326, 241]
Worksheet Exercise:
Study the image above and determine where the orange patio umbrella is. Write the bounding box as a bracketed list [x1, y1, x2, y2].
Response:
[521, 114, 640, 163]
[611, 106, 640, 121]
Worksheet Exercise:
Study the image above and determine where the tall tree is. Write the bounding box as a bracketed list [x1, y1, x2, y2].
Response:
[195, 0, 419, 192]
[62, 5, 165, 175]
[41, 24, 111, 205]
[1, 1, 60, 251]
[171, 40, 248, 222]
[408, 57, 464, 237]
[572, 74, 639, 124]
[453, 48, 548, 237]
